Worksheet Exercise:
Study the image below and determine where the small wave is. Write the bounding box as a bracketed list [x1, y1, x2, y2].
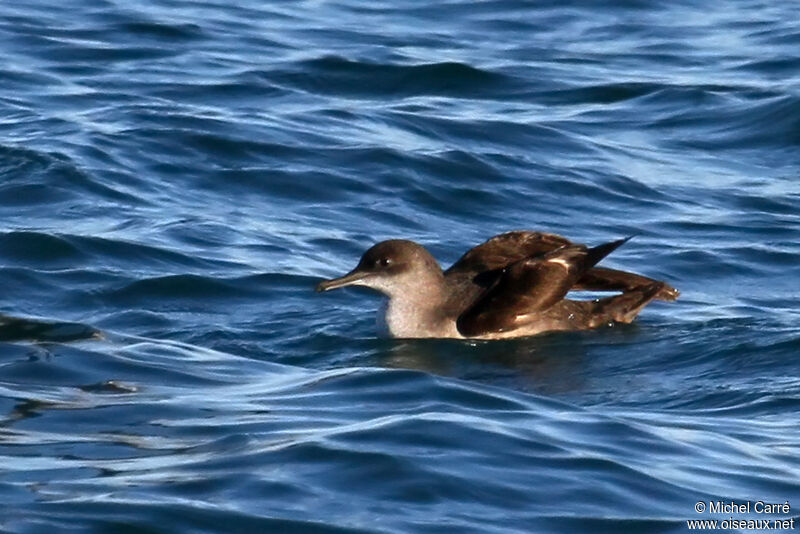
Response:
[659, 94, 800, 151]
[68, 234, 237, 271]
[108, 274, 252, 302]
[18, 34, 178, 63]
[104, 272, 308, 304]
[535, 81, 665, 105]
[0, 144, 144, 206]
[0, 231, 235, 272]
[0, 231, 86, 265]
[273, 55, 520, 99]
[113, 21, 207, 42]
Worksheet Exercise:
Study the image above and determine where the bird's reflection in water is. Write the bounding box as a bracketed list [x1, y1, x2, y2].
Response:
[379, 325, 643, 395]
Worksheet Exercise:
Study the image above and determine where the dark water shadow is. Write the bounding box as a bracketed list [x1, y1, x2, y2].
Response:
[0, 313, 101, 343]
[376, 325, 646, 395]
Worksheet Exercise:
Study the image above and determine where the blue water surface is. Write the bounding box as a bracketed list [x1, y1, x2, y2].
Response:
[1, 0, 799, 532]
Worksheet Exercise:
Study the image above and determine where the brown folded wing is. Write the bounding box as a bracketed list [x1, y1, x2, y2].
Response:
[445, 231, 571, 276]
[446, 231, 679, 302]
[456, 238, 631, 337]
[455, 245, 587, 336]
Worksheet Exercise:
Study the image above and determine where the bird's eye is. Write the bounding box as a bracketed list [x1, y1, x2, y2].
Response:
[380, 257, 391, 267]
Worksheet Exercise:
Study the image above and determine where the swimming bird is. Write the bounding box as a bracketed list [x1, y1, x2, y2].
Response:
[316, 231, 678, 339]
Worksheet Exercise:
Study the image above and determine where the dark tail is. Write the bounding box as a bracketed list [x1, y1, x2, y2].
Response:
[576, 266, 680, 301]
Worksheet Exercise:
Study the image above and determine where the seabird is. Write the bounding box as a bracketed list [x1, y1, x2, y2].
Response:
[316, 231, 678, 339]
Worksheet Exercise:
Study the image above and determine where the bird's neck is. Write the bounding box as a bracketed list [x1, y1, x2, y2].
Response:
[382, 273, 460, 338]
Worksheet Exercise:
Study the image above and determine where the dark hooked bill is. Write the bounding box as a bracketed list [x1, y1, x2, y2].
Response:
[315, 269, 371, 292]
